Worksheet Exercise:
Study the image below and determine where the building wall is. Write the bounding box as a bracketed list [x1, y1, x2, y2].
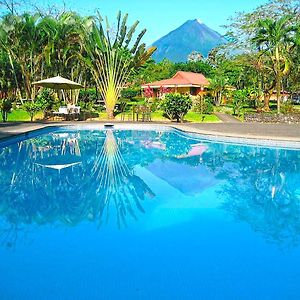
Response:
[153, 86, 206, 97]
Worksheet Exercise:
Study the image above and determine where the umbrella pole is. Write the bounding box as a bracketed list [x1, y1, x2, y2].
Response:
[61, 89, 67, 104]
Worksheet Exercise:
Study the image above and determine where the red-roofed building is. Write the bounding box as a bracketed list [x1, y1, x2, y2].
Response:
[141, 71, 210, 96]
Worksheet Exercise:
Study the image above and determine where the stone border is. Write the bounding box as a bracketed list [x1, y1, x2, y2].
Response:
[245, 113, 300, 124]
[173, 124, 300, 149]
[173, 127, 300, 150]
[1, 122, 300, 150]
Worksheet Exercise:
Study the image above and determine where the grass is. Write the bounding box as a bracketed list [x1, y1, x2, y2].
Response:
[3, 101, 300, 123]
[291, 104, 300, 111]
[1, 109, 44, 122]
[95, 110, 220, 123]
[184, 111, 220, 122]
[2, 108, 235, 123]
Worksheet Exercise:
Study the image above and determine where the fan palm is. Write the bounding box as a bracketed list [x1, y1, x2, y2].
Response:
[83, 11, 156, 119]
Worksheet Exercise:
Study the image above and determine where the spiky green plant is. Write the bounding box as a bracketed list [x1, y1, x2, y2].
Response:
[83, 12, 156, 119]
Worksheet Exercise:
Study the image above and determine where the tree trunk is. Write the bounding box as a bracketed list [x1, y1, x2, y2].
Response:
[276, 73, 281, 114]
[20, 64, 32, 100]
[106, 109, 114, 119]
[275, 47, 281, 114]
[263, 92, 271, 111]
[8, 53, 22, 102]
[1, 111, 7, 122]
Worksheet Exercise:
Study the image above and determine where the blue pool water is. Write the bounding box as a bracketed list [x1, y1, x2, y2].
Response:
[1, 126, 300, 299]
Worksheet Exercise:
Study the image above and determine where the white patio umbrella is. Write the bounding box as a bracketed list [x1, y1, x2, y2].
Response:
[35, 161, 82, 171]
[32, 75, 83, 104]
[35, 155, 82, 171]
[32, 75, 83, 90]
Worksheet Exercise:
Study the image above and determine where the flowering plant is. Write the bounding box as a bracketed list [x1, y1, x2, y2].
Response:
[144, 86, 154, 98]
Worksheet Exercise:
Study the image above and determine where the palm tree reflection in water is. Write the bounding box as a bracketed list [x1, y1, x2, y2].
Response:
[0, 130, 155, 248]
[90, 130, 155, 228]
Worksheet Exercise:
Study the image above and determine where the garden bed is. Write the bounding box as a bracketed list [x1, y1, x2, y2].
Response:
[245, 113, 300, 124]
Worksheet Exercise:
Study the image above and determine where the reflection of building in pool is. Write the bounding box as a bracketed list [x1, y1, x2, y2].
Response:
[146, 159, 218, 196]
[143, 137, 215, 195]
[177, 144, 208, 161]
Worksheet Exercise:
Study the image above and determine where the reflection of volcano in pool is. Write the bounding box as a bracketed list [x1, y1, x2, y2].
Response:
[146, 159, 218, 196]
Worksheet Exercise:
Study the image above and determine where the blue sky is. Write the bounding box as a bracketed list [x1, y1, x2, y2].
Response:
[20, 0, 269, 44]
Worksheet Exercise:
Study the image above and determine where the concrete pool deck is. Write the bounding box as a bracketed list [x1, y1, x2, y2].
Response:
[0, 121, 300, 146]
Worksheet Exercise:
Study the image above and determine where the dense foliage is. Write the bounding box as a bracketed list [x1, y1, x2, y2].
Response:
[0, 6, 155, 118]
[0, 98, 12, 121]
[162, 93, 192, 122]
[221, 0, 300, 113]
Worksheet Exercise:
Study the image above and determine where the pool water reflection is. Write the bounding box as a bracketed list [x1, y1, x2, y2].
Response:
[0, 128, 300, 299]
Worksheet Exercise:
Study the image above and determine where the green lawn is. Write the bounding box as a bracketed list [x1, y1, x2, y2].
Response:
[184, 111, 220, 123]
[3, 109, 220, 123]
[1, 109, 44, 122]
[292, 104, 300, 111]
[97, 110, 220, 123]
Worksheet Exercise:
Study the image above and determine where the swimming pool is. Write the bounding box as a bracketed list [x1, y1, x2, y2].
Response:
[1, 125, 300, 299]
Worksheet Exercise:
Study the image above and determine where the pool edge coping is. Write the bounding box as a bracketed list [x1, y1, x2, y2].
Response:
[1, 122, 300, 149]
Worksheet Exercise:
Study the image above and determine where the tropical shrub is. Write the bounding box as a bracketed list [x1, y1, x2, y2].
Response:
[121, 88, 140, 100]
[22, 101, 42, 122]
[232, 90, 248, 116]
[162, 93, 192, 122]
[78, 100, 95, 111]
[193, 96, 214, 115]
[281, 100, 294, 114]
[0, 98, 13, 122]
[79, 88, 98, 103]
[35, 89, 56, 112]
[132, 96, 146, 104]
[143, 86, 154, 99]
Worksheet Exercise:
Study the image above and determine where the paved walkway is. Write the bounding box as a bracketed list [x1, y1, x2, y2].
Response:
[0, 121, 300, 144]
[0, 122, 53, 140]
[214, 113, 241, 123]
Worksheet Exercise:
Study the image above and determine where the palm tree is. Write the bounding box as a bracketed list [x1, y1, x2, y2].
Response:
[38, 12, 93, 103]
[0, 13, 50, 100]
[83, 11, 156, 119]
[252, 16, 296, 113]
[209, 74, 228, 106]
[0, 12, 90, 101]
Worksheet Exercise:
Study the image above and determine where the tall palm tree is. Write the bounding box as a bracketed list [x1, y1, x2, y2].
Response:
[38, 12, 93, 103]
[252, 16, 296, 113]
[0, 12, 91, 101]
[0, 13, 45, 100]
